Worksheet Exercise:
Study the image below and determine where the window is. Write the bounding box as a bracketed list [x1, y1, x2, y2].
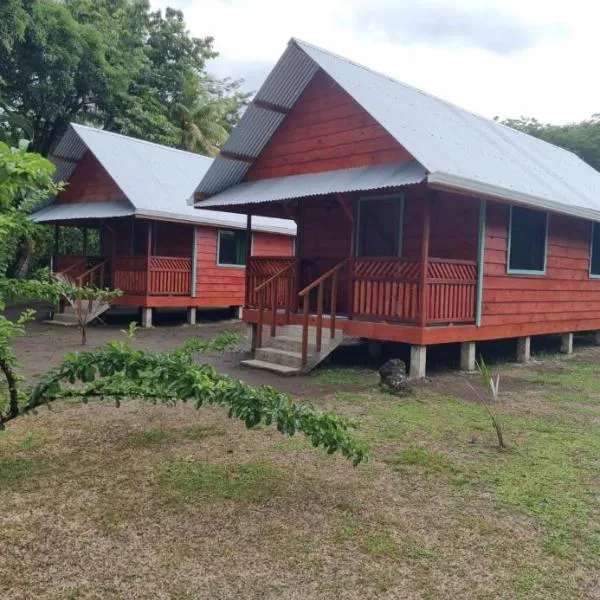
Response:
[507, 206, 548, 274]
[590, 223, 600, 277]
[217, 229, 247, 266]
[357, 195, 404, 257]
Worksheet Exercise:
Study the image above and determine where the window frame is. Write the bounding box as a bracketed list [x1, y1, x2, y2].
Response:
[506, 205, 549, 276]
[589, 222, 600, 279]
[216, 228, 247, 268]
[356, 193, 405, 258]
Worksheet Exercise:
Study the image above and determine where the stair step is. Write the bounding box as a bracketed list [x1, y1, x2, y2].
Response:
[240, 359, 300, 376]
[255, 347, 303, 368]
[275, 326, 337, 343]
[267, 335, 313, 353]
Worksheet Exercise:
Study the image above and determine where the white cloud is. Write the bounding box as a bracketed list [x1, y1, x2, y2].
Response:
[151, 0, 600, 123]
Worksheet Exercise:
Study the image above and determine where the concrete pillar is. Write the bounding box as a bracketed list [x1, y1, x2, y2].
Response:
[246, 323, 257, 351]
[141, 307, 153, 328]
[409, 345, 427, 379]
[234, 305, 243, 320]
[560, 332, 574, 354]
[460, 341, 476, 372]
[594, 331, 600, 346]
[516, 336, 531, 363]
[187, 307, 197, 325]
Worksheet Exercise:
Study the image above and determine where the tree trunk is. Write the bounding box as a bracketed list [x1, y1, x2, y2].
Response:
[0, 358, 20, 419]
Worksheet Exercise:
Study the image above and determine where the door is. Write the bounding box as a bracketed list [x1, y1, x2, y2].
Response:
[357, 195, 404, 257]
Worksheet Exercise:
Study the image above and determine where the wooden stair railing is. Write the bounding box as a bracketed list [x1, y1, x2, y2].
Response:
[254, 261, 297, 349]
[298, 258, 349, 365]
[76, 259, 110, 289]
[55, 258, 88, 284]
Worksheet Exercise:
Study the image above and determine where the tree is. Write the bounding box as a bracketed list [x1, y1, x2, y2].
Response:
[502, 115, 600, 171]
[0, 1, 248, 156]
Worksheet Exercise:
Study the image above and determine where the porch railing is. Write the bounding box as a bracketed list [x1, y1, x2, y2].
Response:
[113, 256, 192, 295]
[247, 255, 478, 328]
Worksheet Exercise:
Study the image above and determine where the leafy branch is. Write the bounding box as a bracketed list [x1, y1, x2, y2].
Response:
[2, 332, 370, 465]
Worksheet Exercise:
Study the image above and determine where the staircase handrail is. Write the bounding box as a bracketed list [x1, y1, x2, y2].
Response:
[76, 259, 110, 289]
[298, 257, 349, 364]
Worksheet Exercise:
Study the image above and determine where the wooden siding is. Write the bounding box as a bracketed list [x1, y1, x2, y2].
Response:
[252, 232, 294, 256]
[246, 70, 412, 180]
[57, 151, 124, 204]
[195, 228, 294, 307]
[480, 201, 600, 336]
[153, 221, 193, 257]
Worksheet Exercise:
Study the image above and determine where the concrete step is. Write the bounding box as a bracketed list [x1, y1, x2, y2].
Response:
[255, 347, 303, 368]
[275, 325, 336, 344]
[240, 359, 300, 376]
[267, 335, 312, 353]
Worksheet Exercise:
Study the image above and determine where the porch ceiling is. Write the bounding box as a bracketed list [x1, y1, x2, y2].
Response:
[197, 160, 427, 208]
[30, 200, 135, 223]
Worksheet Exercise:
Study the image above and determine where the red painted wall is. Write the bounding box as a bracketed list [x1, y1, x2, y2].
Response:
[57, 151, 124, 204]
[246, 70, 412, 180]
[195, 228, 294, 306]
[481, 201, 600, 336]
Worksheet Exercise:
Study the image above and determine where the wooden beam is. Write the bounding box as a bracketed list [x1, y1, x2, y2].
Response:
[335, 193, 354, 224]
[475, 198, 487, 327]
[279, 201, 297, 221]
[419, 193, 431, 327]
[219, 151, 255, 163]
[146, 220, 152, 295]
[244, 214, 252, 308]
[252, 99, 290, 115]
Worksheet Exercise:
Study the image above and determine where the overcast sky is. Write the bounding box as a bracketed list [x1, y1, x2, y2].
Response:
[151, 0, 597, 124]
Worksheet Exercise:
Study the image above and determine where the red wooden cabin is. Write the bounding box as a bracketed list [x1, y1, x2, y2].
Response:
[194, 39, 600, 376]
[32, 124, 295, 326]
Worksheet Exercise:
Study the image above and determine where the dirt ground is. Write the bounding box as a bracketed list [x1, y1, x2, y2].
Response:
[2, 317, 599, 600]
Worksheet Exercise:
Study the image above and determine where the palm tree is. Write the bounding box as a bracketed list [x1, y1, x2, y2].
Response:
[172, 78, 229, 156]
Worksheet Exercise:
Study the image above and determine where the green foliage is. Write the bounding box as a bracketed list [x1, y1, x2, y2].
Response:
[0, 1, 248, 156]
[503, 115, 600, 171]
[17, 333, 368, 464]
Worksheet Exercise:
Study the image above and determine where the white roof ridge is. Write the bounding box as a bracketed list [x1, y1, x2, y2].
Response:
[291, 38, 580, 163]
[70, 122, 214, 163]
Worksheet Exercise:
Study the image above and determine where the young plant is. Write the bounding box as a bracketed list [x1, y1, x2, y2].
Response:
[476, 357, 506, 450]
[464, 357, 506, 450]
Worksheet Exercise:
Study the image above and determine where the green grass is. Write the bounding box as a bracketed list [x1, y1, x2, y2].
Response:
[313, 366, 379, 386]
[0, 456, 46, 489]
[181, 423, 225, 440]
[124, 427, 175, 447]
[157, 459, 292, 504]
[383, 444, 456, 475]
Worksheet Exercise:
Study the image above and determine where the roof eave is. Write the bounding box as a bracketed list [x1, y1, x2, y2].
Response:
[427, 172, 600, 223]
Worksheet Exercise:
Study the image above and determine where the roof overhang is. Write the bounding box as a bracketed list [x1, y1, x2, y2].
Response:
[196, 161, 427, 209]
[30, 201, 135, 223]
[427, 171, 600, 223]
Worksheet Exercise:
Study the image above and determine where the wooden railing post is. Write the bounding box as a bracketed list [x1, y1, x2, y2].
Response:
[270, 280, 277, 338]
[330, 269, 338, 338]
[257, 288, 264, 349]
[302, 295, 309, 365]
[419, 194, 431, 327]
[316, 282, 324, 352]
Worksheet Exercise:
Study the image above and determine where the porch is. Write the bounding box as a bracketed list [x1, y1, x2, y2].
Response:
[241, 188, 484, 372]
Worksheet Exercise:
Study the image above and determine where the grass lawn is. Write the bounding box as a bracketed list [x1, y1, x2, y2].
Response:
[0, 327, 599, 599]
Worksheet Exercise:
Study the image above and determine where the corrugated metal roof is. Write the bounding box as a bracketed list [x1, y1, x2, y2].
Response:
[33, 124, 295, 235]
[195, 38, 600, 223]
[200, 161, 426, 208]
[31, 201, 135, 222]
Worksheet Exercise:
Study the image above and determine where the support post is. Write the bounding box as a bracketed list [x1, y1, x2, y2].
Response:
[146, 220, 152, 295]
[295, 199, 305, 313]
[141, 307, 153, 328]
[419, 194, 431, 327]
[244, 214, 252, 307]
[475, 199, 487, 326]
[234, 306, 243, 319]
[409, 345, 427, 379]
[594, 331, 600, 346]
[460, 341, 476, 372]
[53, 225, 60, 272]
[187, 307, 196, 325]
[560, 332, 574, 354]
[191, 226, 198, 297]
[516, 336, 531, 363]
[247, 323, 258, 351]
[82, 228, 88, 257]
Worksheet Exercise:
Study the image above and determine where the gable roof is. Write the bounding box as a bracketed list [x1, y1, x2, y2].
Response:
[32, 123, 295, 236]
[195, 39, 600, 223]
